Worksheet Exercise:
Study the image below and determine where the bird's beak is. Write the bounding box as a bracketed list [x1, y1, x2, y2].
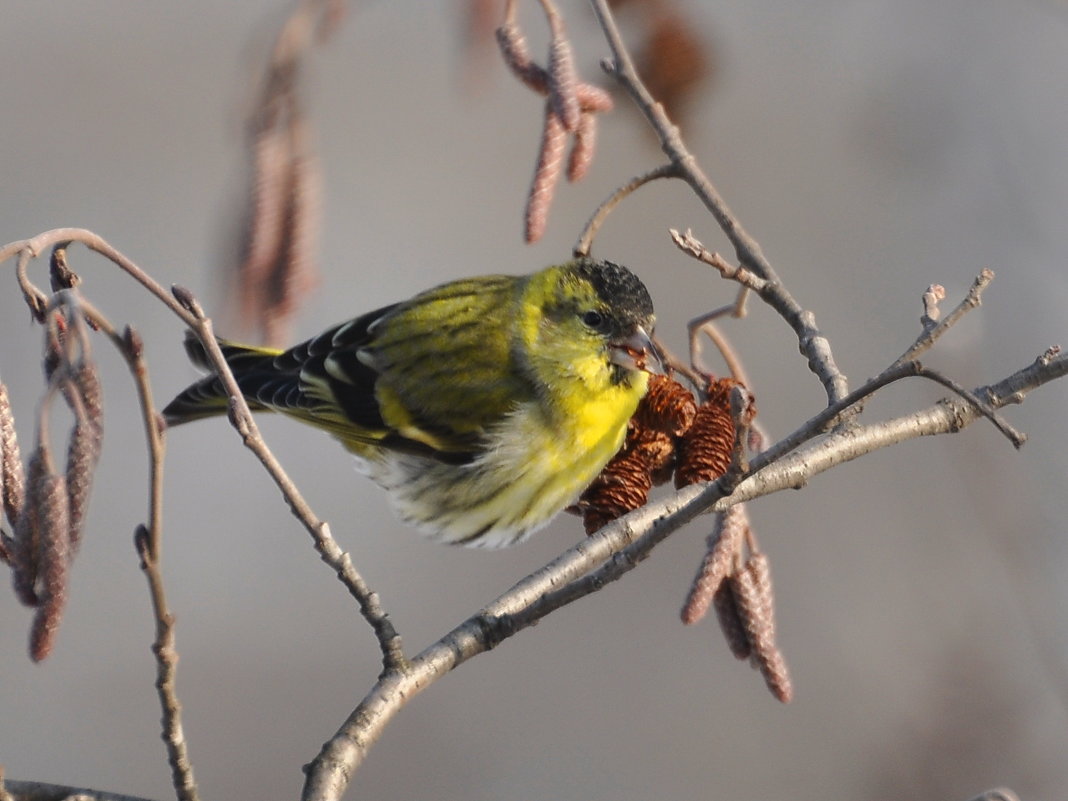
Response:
[610, 325, 663, 373]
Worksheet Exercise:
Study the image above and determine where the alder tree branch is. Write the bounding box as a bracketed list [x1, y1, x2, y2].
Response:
[670, 232, 1023, 448]
[588, 0, 850, 408]
[895, 268, 995, 365]
[573, 162, 680, 257]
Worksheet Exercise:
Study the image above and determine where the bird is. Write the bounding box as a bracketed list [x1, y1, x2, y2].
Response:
[163, 257, 656, 548]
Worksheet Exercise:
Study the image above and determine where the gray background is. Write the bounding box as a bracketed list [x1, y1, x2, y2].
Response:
[2, 2, 1067, 800]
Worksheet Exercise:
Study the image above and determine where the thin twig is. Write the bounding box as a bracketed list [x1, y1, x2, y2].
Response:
[668, 235, 1019, 447]
[651, 335, 706, 393]
[589, 0, 849, 405]
[688, 308, 752, 388]
[895, 268, 995, 365]
[670, 229, 769, 293]
[589, 1, 776, 281]
[573, 163, 680, 256]
[190, 306, 407, 674]
[1, 229, 201, 327]
[113, 316, 197, 801]
[669, 228, 846, 408]
[135, 525, 198, 801]
[915, 366, 1025, 447]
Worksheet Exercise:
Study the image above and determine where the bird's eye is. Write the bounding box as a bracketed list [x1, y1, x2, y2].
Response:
[581, 310, 605, 329]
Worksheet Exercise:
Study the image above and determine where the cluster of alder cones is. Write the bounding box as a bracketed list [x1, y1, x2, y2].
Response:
[574, 373, 739, 532]
[575, 374, 793, 703]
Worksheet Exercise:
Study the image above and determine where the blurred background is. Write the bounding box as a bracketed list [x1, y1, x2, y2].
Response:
[2, 1, 1068, 800]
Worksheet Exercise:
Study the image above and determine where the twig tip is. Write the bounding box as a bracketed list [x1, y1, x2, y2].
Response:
[171, 285, 205, 318]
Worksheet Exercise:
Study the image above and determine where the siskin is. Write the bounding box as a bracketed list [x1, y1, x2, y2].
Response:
[164, 258, 656, 548]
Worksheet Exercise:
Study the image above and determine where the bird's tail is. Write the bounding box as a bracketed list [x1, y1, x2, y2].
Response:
[162, 333, 285, 426]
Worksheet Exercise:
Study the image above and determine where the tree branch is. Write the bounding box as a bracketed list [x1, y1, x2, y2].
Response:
[585, 1, 849, 408]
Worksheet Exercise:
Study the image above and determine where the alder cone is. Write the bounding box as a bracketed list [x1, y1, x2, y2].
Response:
[633, 374, 698, 437]
[578, 375, 751, 533]
[578, 447, 654, 535]
[674, 377, 742, 488]
[577, 375, 697, 534]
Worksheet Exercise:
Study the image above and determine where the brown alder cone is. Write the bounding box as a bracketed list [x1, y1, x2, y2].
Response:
[674, 377, 745, 488]
[633, 373, 699, 484]
[632, 374, 699, 437]
[576, 375, 697, 533]
[577, 446, 654, 535]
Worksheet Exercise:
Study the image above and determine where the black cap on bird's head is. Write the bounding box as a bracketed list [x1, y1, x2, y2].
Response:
[569, 257, 660, 374]
[572, 257, 655, 331]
